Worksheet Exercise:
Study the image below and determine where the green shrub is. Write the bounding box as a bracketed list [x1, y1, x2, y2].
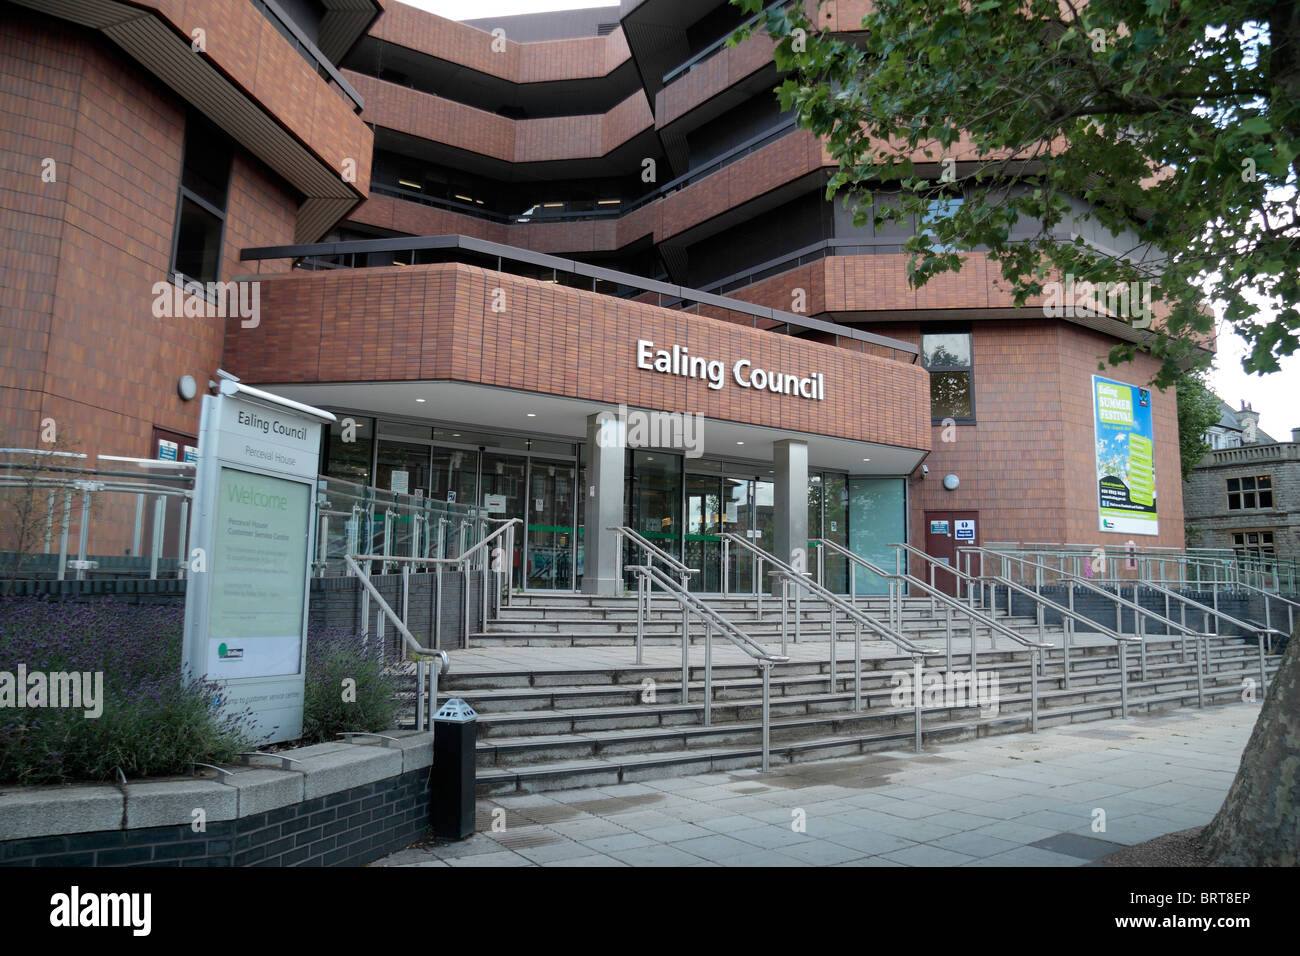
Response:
[300, 628, 400, 744]
[0, 599, 258, 785]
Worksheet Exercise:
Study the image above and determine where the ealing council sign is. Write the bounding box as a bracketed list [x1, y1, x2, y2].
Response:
[182, 372, 335, 743]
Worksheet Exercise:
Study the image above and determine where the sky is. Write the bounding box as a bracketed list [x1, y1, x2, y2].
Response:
[398, 1, 1298, 441]
[1205, 322, 1298, 442]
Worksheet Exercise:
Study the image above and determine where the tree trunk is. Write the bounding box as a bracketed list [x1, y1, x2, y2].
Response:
[1201, 634, 1299, 865]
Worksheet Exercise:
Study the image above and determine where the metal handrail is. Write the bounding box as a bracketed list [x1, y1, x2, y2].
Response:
[894, 539, 1148, 703]
[342, 554, 449, 732]
[722, 533, 928, 657]
[351, 517, 521, 646]
[960, 544, 1278, 697]
[813, 539, 1051, 667]
[962, 546, 1275, 645]
[627, 563, 788, 771]
[1225, 578, 1299, 636]
[610, 526, 696, 587]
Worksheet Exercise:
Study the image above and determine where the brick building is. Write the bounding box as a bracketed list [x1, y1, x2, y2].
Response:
[2, 0, 1196, 593]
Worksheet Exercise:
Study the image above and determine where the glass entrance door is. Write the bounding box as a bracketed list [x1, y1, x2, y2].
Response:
[685, 474, 723, 592]
[525, 458, 575, 590]
[626, 451, 682, 588]
[481, 452, 526, 588]
[724, 477, 754, 592]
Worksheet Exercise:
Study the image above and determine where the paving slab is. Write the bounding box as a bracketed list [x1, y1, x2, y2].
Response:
[369, 701, 1256, 867]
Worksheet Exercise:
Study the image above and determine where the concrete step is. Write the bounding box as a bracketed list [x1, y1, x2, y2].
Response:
[472, 679, 1267, 793]
[451, 651, 1274, 738]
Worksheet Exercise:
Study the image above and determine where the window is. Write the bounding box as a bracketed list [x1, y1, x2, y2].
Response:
[1226, 475, 1273, 510]
[921, 329, 974, 421]
[920, 196, 964, 252]
[1231, 531, 1275, 561]
[170, 112, 233, 285]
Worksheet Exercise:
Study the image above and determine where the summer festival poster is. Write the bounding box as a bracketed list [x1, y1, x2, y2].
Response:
[1093, 375, 1158, 536]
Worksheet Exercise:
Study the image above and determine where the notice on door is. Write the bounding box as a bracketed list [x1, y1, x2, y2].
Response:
[206, 467, 310, 679]
[954, 519, 975, 541]
[484, 493, 507, 514]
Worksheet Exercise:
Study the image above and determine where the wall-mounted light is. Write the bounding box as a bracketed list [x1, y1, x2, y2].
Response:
[943, 474, 960, 491]
[177, 375, 197, 401]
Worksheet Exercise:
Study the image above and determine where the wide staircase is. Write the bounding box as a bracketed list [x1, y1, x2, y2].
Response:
[412, 591, 1281, 794]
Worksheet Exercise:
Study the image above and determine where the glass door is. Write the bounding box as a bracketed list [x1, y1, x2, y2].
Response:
[724, 477, 753, 593]
[685, 474, 723, 592]
[481, 452, 526, 588]
[627, 451, 682, 587]
[822, 473, 849, 592]
[429, 447, 478, 506]
[525, 458, 575, 590]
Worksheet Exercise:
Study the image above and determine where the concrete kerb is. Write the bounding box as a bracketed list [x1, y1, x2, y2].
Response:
[0, 730, 436, 842]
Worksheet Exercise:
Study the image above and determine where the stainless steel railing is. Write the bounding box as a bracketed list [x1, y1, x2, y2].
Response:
[627, 563, 788, 771]
[349, 518, 521, 650]
[721, 534, 930, 736]
[893, 541, 1148, 709]
[957, 545, 1281, 700]
[815, 539, 1052, 656]
[610, 526, 697, 592]
[342, 554, 449, 732]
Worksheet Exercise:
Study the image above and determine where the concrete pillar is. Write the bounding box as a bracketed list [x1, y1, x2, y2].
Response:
[582, 410, 625, 594]
[772, 439, 808, 595]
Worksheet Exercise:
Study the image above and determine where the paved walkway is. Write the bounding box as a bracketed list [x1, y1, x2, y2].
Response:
[372, 701, 1257, 866]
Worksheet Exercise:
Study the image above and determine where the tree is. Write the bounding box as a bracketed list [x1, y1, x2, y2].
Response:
[732, 0, 1299, 388]
[1175, 368, 1223, 480]
[1201, 637, 1299, 865]
[734, 0, 1299, 866]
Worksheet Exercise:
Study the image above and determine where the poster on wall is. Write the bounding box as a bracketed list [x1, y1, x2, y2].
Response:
[1092, 375, 1158, 536]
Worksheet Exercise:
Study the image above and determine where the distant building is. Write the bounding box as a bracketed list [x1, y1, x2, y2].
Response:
[1184, 399, 1299, 566]
[1202, 400, 1274, 450]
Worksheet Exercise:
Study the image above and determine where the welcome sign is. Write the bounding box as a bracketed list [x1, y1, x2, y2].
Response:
[182, 374, 335, 742]
[1092, 375, 1157, 536]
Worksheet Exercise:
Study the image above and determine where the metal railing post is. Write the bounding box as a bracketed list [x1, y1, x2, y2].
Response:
[1196, 635, 1205, 708]
[148, 493, 163, 581]
[1119, 643, 1129, 717]
[636, 573, 645, 665]
[177, 498, 189, 578]
[681, 602, 690, 703]
[761, 662, 772, 772]
[415, 657, 426, 730]
[913, 655, 923, 753]
[828, 605, 837, 694]
[704, 621, 712, 728]
[853, 622, 862, 711]
[1031, 649, 1039, 734]
[1258, 633, 1268, 695]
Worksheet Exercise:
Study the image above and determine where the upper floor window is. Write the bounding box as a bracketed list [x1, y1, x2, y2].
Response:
[921, 196, 964, 252]
[171, 113, 233, 285]
[1227, 475, 1272, 510]
[921, 329, 974, 422]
